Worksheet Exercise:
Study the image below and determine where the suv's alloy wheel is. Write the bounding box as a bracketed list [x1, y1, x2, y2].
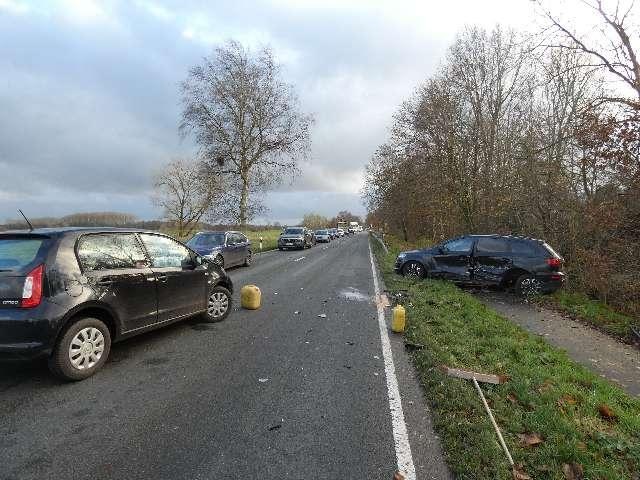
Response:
[244, 251, 252, 267]
[402, 261, 425, 278]
[516, 274, 542, 296]
[49, 317, 112, 381]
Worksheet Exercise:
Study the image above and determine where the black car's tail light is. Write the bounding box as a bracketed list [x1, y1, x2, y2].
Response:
[21, 264, 44, 308]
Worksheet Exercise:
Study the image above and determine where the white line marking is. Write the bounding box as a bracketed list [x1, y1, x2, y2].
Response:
[369, 241, 416, 479]
[293, 256, 306, 262]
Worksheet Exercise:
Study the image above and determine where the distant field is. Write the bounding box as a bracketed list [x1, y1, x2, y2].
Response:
[163, 227, 282, 252]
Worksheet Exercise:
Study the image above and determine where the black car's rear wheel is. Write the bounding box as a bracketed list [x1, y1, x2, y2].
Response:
[515, 274, 542, 296]
[49, 317, 112, 381]
[402, 261, 425, 278]
[244, 250, 252, 267]
[203, 286, 232, 322]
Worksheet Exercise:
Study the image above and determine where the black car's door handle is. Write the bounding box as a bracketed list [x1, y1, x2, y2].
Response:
[157, 274, 168, 283]
[96, 277, 114, 286]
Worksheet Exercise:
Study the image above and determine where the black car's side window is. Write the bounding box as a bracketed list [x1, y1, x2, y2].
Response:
[77, 234, 147, 271]
[442, 237, 474, 253]
[140, 234, 191, 268]
[475, 237, 510, 254]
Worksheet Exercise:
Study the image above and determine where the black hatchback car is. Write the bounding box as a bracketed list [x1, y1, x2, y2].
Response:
[0, 228, 233, 381]
[394, 234, 565, 295]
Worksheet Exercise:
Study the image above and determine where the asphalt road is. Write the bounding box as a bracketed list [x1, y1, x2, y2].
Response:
[0, 233, 450, 480]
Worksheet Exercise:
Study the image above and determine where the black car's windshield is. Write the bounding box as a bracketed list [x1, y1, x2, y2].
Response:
[284, 228, 304, 235]
[187, 233, 225, 248]
[0, 238, 45, 270]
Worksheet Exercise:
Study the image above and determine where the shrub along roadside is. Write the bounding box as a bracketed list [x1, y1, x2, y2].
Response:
[371, 236, 640, 479]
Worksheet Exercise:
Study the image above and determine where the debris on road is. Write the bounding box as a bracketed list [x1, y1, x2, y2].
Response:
[240, 285, 262, 310]
[258, 378, 269, 383]
[345, 341, 355, 346]
[294, 311, 300, 315]
[317, 314, 327, 318]
[391, 304, 406, 333]
[268, 424, 282, 431]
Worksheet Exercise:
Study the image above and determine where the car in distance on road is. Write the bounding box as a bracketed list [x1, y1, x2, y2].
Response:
[394, 234, 565, 295]
[328, 228, 338, 239]
[315, 229, 331, 243]
[187, 231, 252, 268]
[336, 228, 345, 238]
[0, 228, 234, 381]
[278, 226, 314, 250]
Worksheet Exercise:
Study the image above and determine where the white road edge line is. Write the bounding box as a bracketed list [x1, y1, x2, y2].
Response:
[369, 241, 416, 480]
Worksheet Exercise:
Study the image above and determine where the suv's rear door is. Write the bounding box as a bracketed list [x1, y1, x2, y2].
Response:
[139, 234, 208, 322]
[77, 233, 157, 332]
[471, 237, 513, 284]
[432, 237, 474, 281]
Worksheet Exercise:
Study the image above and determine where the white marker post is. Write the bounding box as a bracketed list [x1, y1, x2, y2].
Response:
[259, 236, 263, 252]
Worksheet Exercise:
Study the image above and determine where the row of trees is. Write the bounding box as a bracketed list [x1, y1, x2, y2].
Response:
[153, 41, 312, 238]
[363, 1, 640, 315]
[1, 212, 137, 230]
[301, 211, 362, 230]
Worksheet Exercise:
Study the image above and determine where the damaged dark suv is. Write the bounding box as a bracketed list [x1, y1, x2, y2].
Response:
[394, 234, 565, 295]
[0, 228, 233, 381]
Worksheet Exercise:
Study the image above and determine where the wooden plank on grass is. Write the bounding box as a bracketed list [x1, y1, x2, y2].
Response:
[440, 365, 510, 384]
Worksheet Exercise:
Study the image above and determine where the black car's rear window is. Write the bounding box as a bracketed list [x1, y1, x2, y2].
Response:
[0, 238, 46, 270]
[284, 228, 304, 234]
[509, 239, 538, 256]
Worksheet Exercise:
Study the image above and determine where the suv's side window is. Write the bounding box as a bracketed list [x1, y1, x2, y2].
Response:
[231, 233, 245, 245]
[510, 240, 537, 256]
[140, 234, 191, 268]
[475, 237, 510, 254]
[77, 234, 147, 271]
[442, 237, 474, 253]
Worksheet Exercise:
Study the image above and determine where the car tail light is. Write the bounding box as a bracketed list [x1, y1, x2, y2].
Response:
[21, 264, 44, 308]
[546, 258, 562, 268]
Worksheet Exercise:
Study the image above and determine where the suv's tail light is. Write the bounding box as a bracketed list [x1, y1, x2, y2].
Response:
[21, 264, 44, 308]
[546, 258, 562, 269]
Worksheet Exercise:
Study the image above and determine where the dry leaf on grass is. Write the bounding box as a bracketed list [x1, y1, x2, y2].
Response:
[517, 432, 544, 447]
[507, 393, 519, 404]
[511, 464, 532, 480]
[598, 404, 617, 422]
[558, 394, 577, 406]
[562, 462, 584, 480]
[537, 379, 554, 393]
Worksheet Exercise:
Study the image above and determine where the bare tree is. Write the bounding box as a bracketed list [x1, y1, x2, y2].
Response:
[152, 158, 224, 239]
[180, 40, 313, 228]
[536, 0, 640, 106]
[301, 213, 330, 230]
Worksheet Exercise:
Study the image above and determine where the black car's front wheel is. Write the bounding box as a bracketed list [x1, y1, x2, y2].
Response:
[203, 286, 232, 322]
[244, 250, 252, 267]
[402, 261, 426, 278]
[49, 317, 112, 381]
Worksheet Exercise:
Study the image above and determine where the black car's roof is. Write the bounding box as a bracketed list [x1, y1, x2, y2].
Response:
[466, 234, 545, 243]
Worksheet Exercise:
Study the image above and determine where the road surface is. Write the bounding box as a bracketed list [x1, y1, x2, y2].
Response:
[0, 233, 450, 480]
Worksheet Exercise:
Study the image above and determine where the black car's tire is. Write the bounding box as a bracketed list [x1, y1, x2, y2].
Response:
[49, 317, 112, 381]
[244, 250, 252, 267]
[402, 261, 426, 278]
[202, 285, 233, 323]
[515, 273, 543, 297]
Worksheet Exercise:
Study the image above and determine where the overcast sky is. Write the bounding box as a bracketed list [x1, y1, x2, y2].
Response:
[0, 0, 538, 224]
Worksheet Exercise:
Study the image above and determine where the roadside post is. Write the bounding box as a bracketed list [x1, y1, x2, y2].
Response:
[259, 236, 263, 252]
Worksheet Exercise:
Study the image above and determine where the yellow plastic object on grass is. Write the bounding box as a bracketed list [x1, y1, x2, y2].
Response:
[241, 285, 261, 310]
[391, 304, 406, 333]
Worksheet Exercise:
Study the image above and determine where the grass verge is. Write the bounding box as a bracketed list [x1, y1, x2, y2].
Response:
[371, 235, 640, 479]
[540, 291, 638, 342]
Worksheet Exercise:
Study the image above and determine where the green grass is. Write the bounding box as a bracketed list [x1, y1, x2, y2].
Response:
[243, 229, 281, 252]
[542, 291, 637, 340]
[371, 235, 640, 479]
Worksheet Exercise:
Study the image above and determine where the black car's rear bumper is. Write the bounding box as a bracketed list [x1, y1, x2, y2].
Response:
[0, 302, 61, 360]
[537, 272, 565, 293]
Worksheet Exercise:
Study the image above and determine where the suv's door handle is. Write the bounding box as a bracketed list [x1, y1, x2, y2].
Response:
[157, 274, 168, 283]
[96, 277, 114, 286]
